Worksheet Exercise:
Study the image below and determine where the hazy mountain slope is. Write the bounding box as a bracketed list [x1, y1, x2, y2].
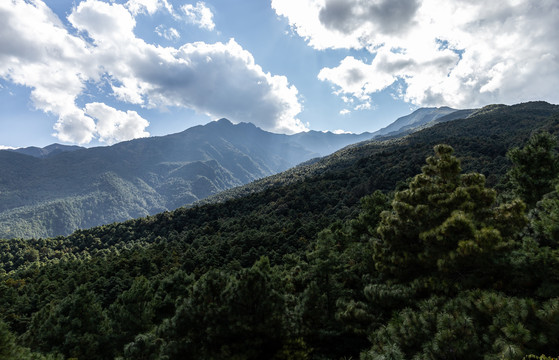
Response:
[9, 144, 85, 158]
[0, 119, 372, 238]
[7, 101, 558, 269]
[371, 106, 461, 137]
[287, 130, 373, 156]
[3, 102, 555, 239]
[201, 101, 559, 206]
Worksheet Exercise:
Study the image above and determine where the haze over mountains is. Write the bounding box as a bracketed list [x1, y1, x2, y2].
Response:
[0, 106, 474, 238]
[0, 118, 371, 238]
[8, 143, 85, 159]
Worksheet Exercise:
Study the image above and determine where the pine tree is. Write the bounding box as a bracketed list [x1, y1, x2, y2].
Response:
[530, 184, 559, 248]
[507, 131, 559, 208]
[373, 144, 526, 289]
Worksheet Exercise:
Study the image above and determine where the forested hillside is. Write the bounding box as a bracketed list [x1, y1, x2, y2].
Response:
[0, 119, 371, 239]
[1, 101, 558, 359]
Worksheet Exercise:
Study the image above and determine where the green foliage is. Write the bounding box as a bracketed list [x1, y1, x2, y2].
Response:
[126, 257, 295, 360]
[365, 291, 559, 360]
[0, 318, 19, 359]
[23, 285, 111, 360]
[0, 318, 62, 359]
[109, 276, 155, 351]
[507, 131, 559, 207]
[374, 144, 526, 288]
[530, 184, 559, 247]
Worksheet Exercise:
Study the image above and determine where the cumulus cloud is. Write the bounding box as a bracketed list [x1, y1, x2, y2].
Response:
[182, 2, 215, 31]
[126, 0, 174, 16]
[85, 103, 149, 144]
[155, 25, 180, 40]
[318, 56, 396, 101]
[318, 0, 420, 37]
[0, 0, 304, 144]
[331, 129, 352, 134]
[0, 0, 96, 144]
[273, 0, 559, 108]
[70, 0, 303, 133]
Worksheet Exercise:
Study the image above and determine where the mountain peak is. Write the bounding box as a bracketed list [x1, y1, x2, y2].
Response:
[372, 106, 460, 138]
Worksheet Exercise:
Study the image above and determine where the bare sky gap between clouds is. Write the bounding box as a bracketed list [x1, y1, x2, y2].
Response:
[273, 0, 559, 110]
[0, 0, 305, 144]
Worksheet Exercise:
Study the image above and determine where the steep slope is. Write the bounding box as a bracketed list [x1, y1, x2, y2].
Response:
[202, 101, 559, 205]
[5, 102, 558, 272]
[0, 119, 369, 238]
[371, 106, 462, 138]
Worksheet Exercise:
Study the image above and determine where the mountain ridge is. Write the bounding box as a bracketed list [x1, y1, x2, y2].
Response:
[2, 101, 533, 239]
[370, 106, 462, 138]
[0, 118, 373, 238]
[8, 143, 85, 158]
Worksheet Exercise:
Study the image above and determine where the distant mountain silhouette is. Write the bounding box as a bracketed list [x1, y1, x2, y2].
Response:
[370, 106, 466, 138]
[9, 143, 84, 158]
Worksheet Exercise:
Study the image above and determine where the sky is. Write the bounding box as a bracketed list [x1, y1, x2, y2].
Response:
[0, 0, 558, 148]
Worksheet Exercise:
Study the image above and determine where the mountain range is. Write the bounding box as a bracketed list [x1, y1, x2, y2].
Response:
[0, 119, 373, 238]
[7, 143, 85, 159]
[0, 105, 484, 238]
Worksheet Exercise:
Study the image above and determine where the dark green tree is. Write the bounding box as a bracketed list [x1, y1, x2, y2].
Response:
[0, 317, 63, 360]
[0, 318, 19, 359]
[373, 144, 526, 289]
[530, 184, 559, 248]
[145, 257, 296, 359]
[109, 276, 155, 355]
[507, 131, 559, 208]
[24, 285, 111, 360]
[364, 291, 559, 360]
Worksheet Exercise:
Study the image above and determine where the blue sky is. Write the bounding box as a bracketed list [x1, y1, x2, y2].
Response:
[1, 0, 558, 148]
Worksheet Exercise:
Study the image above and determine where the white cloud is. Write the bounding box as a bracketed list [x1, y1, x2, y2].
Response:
[85, 103, 149, 144]
[0, 0, 305, 144]
[69, 0, 304, 133]
[136, 39, 305, 133]
[354, 102, 372, 111]
[0, 145, 17, 150]
[0, 0, 96, 144]
[69, 0, 137, 44]
[339, 109, 350, 116]
[274, 0, 559, 108]
[318, 56, 396, 101]
[126, 0, 174, 16]
[331, 129, 352, 134]
[126, 0, 160, 15]
[155, 25, 180, 40]
[52, 110, 97, 144]
[182, 2, 215, 31]
[271, 0, 361, 50]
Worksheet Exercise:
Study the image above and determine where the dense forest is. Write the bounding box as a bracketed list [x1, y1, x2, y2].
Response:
[1, 102, 559, 359]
